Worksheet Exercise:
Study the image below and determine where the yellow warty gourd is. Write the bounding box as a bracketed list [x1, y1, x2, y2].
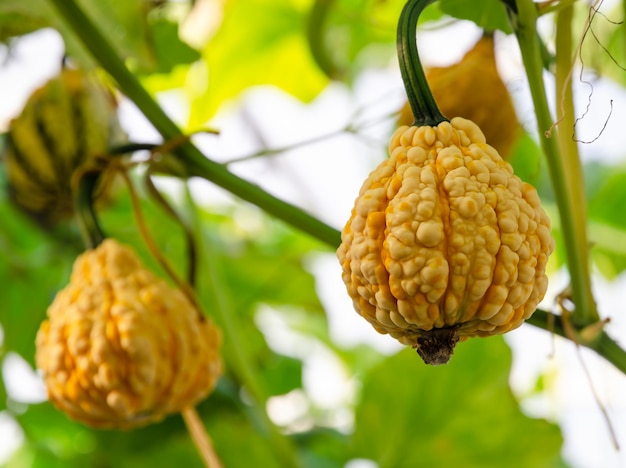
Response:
[337, 117, 553, 364]
[399, 35, 520, 159]
[35, 239, 222, 429]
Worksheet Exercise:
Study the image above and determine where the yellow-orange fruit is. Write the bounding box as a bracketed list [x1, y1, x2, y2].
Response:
[399, 35, 519, 159]
[35, 239, 222, 429]
[337, 117, 553, 364]
[2, 68, 126, 224]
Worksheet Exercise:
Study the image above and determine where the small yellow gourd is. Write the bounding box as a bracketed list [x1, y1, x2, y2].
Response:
[35, 239, 222, 428]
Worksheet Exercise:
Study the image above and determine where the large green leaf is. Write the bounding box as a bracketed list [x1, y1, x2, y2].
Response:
[148, 18, 201, 74]
[351, 337, 564, 467]
[189, 0, 328, 125]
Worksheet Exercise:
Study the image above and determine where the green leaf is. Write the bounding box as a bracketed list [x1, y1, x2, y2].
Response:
[146, 18, 200, 74]
[352, 337, 564, 467]
[507, 132, 545, 187]
[0, 200, 78, 365]
[10, 400, 207, 468]
[263, 354, 303, 396]
[189, 0, 328, 125]
[439, 0, 512, 34]
[204, 411, 283, 468]
[586, 163, 626, 277]
[293, 427, 351, 468]
[588, 164, 626, 230]
[11, 402, 99, 465]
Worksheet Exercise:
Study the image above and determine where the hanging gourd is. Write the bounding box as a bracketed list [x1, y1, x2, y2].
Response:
[337, 0, 554, 365]
[1, 67, 126, 224]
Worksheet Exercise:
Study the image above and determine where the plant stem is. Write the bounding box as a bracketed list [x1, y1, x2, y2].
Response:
[513, 0, 598, 325]
[527, 310, 626, 374]
[181, 406, 223, 468]
[397, 0, 447, 126]
[47, 0, 341, 250]
[554, 3, 597, 325]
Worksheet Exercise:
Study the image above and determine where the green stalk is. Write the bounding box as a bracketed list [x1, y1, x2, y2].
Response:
[554, 3, 597, 325]
[47, 0, 340, 250]
[513, 0, 598, 325]
[397, 0, 447, 126]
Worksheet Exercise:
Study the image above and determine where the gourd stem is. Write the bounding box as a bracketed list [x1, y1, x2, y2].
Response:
[397, 0, 448, 126]
[181, 406, 223, 468]
[46, 0, 340, 249]
[74, 170, 105, 249]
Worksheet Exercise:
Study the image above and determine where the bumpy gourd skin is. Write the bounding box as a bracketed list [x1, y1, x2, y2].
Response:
[337, 117, 553, 364]
[36, 239, 222, 429]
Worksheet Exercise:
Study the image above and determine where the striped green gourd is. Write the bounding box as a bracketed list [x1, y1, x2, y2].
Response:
[1, 68, 126, 224]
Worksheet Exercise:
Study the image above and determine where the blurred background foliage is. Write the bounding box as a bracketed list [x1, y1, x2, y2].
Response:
[1, 0, 626, 466]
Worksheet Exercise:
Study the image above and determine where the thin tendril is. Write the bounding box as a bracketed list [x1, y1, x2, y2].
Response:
[117, 165, 202, 314]
[546, 0, 603, 138]
[144, 169, 199, 288]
